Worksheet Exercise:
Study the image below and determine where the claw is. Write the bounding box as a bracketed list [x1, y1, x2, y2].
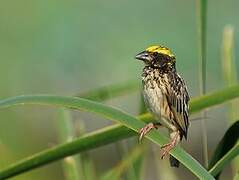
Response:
[138, 122, 157, 141]
[161, 131, 180, 159]
[160, 131, 180, 159]
[161, 143, 173, 159]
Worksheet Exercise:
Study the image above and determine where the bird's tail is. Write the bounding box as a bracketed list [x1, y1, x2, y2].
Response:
[169, 155, 180, 167]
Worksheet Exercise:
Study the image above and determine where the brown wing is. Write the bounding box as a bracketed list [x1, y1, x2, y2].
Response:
[165, 73, 190, 139]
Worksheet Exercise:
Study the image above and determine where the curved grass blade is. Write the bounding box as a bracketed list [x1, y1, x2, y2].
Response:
[129, 95, 148, 180]
[1, 84, 239, 179]
[209, 144, 239, 177]
[0, 95, 214, 179]
[208, 121, 239, 178]
[79, 81, 139, 178]
[0, 85, 239, 178]
[78, 80, 139, 179]
[116, 95, 147, 180]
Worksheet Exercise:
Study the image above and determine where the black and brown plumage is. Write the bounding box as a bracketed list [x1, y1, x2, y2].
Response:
[135, 45, 190, 167]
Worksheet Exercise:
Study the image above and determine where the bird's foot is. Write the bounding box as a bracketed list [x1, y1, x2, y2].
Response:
[161, 131, 179, 159]
[139, 122, 158, 141]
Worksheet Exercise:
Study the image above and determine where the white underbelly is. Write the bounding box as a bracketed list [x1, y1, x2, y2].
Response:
[143, 82, 175, 130]
[143, 85, 163, 118]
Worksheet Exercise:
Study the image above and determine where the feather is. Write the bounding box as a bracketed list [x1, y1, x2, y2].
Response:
[163, 72, 190, 139]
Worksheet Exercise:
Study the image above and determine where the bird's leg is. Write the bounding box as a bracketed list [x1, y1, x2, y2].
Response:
[161, 130, 180, 159]
[139, 122, 161, 141]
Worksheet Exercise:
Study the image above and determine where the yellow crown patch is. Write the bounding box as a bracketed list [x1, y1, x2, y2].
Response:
[146, 45, 175, 58]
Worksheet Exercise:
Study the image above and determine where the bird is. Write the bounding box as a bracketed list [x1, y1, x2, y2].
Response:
[135, 45, 190, 167]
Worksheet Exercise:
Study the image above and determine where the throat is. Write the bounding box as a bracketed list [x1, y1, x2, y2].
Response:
[144, 65, 176, 74]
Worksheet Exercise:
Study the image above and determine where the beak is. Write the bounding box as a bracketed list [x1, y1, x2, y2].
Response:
[135, 51, 151, 61]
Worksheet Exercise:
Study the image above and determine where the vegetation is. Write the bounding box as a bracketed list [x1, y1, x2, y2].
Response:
[0, 0, 238, 179]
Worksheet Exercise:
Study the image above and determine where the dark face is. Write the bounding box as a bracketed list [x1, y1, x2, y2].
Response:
[135, 50, 176, 69]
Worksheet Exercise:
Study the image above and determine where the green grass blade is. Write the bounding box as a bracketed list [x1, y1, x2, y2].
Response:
[208, 121, 239, 178]
[221, 25, 236, 87]
[113, 141, 139, 180]
[57, 110, 97, 180]
[57, 109, 81, 180]
[129, 95, 147, 180]
[78, 80, 139, 179]
[57, 108, 98, 180]
[197, 0, 208, 168]
[127, 147, 145, 180]
[209, 144, 239, 177]
[221, 25, 239, 175]
[189, 85, 239, 113]
[119, 95, 147, 180]
[80, 153, 96, 180]
[101, 145, 145, 180]
[0, 95, 214, 179]
[74, 119, 97, 180]
[1, 84, 239, 179]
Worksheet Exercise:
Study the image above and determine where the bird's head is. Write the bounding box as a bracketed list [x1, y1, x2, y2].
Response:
[135, 45, 176, 69]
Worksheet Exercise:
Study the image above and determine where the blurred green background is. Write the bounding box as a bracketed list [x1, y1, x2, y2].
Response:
[0, 0, 238, 179]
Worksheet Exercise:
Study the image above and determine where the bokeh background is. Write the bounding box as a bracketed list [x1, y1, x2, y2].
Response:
[0, 0, 238, 179]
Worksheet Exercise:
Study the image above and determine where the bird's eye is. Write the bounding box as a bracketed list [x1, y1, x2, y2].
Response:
[152, 52, 158, 56]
